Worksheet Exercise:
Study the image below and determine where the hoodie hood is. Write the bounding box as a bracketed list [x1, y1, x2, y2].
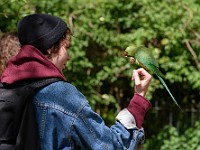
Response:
[1, 45, 66, 84]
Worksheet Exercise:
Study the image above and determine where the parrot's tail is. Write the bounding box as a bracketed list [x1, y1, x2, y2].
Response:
[157, 75, 183, 112]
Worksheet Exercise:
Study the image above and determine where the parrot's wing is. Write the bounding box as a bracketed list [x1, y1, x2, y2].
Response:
[136, 56, 164, 77]
[134, 47, 164, 77]
[135, 47, 159, 67]
[145, 63, 165, 78]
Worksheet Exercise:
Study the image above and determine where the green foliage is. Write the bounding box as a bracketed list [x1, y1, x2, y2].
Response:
[144, 121, 200, 150]
[1, 0, 200, 145]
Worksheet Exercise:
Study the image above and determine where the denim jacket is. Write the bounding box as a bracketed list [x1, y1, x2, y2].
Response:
[33, 81, 144, 150]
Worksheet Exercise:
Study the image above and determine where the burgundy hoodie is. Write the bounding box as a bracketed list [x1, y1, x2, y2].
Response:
[1, 45, 65, 84]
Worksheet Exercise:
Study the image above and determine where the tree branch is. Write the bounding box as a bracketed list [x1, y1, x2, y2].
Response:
[181, 3, 193, 30]
[185, 39, 200, 72]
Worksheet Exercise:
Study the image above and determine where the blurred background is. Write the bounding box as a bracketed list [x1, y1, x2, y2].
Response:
[0, 0, 200, 149]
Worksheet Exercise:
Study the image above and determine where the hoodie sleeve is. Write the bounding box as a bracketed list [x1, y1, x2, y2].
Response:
[127, 94, 151, 128]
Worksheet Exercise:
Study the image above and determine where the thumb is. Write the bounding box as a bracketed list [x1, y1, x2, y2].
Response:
[133, 70, 141, 86]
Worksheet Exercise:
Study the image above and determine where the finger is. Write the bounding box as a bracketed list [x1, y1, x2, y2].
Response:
[132, 69, 135, 80]
[133, 69, 141, 86]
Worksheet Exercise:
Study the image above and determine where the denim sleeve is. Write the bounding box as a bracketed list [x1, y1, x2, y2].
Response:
[34, 81, 144, 150]
[72, 102, 144, 150]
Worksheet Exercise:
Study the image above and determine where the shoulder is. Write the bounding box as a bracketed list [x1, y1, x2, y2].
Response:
[34, 81, 87, 109]
[41, 81, 84, 97]
[45, 81, 81, 94]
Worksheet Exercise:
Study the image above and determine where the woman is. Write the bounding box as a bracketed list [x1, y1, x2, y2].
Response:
[1, 13, 152, 150]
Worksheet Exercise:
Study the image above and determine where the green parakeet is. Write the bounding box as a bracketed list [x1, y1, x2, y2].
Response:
[124, 45, 183, 112]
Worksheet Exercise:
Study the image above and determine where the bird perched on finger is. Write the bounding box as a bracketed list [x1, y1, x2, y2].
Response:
[124, 45, 183, 112]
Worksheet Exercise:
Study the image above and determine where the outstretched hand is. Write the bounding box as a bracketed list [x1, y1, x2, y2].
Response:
[132, 68, 152, 97]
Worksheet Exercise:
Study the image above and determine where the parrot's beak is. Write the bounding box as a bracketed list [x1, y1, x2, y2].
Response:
[124, 52, 128, 57]
[124, 52, 133, 57]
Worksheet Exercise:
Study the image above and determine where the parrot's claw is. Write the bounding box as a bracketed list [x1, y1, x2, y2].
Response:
[130, 57, 135, 64]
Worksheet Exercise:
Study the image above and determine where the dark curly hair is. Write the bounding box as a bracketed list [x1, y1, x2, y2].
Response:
[45, 28, 71, 59]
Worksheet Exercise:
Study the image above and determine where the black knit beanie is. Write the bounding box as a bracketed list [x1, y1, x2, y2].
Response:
[17, 13, 68, 53]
